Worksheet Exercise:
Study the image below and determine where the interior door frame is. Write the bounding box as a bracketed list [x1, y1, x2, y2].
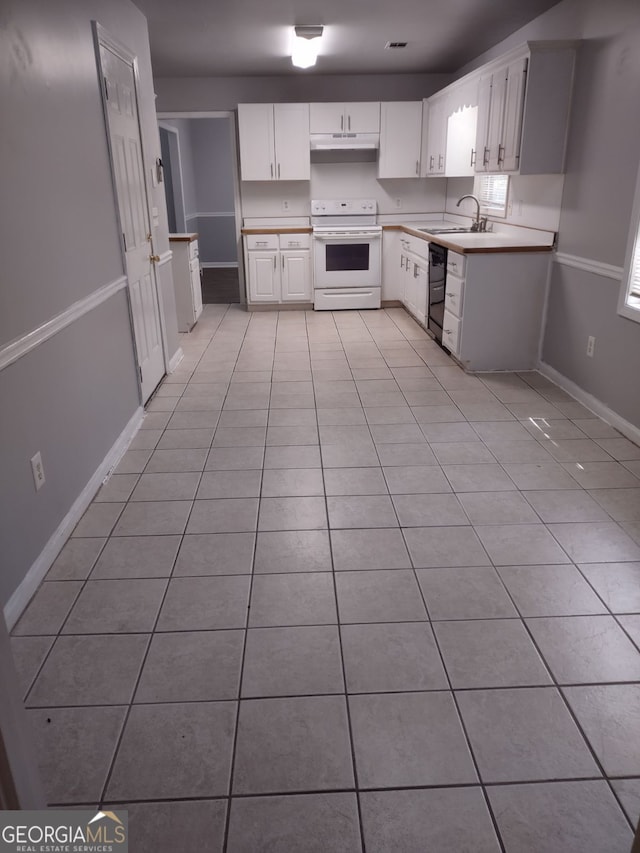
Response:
[92, 21, 169, 394]
[158, 122, 187, 232]
[157, 111, 246, 304]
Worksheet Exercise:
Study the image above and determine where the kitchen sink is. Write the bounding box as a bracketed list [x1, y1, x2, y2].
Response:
[419, 227, 474, 235]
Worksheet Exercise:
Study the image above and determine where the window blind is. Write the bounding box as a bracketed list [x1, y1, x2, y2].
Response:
[630, 227, 640, 298]
[478, 174, 508, 211]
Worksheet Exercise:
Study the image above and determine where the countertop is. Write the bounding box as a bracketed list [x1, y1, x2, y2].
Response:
[241, 227, 312, 235]
[386, 221, 555, 255]
[169, 232, 198, 242]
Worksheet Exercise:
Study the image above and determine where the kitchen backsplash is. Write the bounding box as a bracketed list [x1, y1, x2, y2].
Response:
[240, 164, 562, 231]
[240, 162, 448, 219]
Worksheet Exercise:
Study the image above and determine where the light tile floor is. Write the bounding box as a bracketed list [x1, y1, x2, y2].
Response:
[11, 304, 640, 852]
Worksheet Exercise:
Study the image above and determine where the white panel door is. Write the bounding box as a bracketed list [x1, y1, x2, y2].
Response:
[345, 102, 380, 133]
[100, 42, 165, 402]
[379, 102, 423, 178]
[248, 253, 280, 302]
[273, 104, 310, 181]
[474, 74, 493, 172]
[281, 252, 311, 302]
[309, 103, 345, 134]
[189, 258, 203, 320]
[486, 69, 508, 171]
[501, 57, 528, 171]
[237, 104, 276, 181]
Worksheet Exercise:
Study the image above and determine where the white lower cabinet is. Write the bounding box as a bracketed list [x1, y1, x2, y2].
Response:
[398, 235, 429, 325]
[169, 234, 203, 332]
[281, 251, 311, 302]
[442, 249, 551, 371]
[245, 233, 311, 305]
[248, 251, 279, 302]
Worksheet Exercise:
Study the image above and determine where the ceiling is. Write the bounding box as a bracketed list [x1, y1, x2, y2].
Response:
[134, 0, 562, 78]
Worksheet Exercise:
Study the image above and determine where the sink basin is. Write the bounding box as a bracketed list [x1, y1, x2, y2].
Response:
[419, 227, 474, 235]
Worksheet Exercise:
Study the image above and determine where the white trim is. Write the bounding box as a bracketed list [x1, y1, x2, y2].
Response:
[554, 252, 623, 281]
[3, 406, 144, 630]
[157, 249, 173, 265]
[186, 212, 236, 218]
[537, 361, 640, 447]
[200, 262, 239, 269]
[168, 347, 184, 372]
[157, 111, 233, 120]
[0, 276, 127, 372]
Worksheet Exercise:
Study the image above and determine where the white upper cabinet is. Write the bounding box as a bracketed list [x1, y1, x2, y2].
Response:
[238, 103, 310, 181]
[422, 94, 448, 176]
[378, 102, 423, 179]
[474, 42, 576, 174]
[309, 102, 380, 134]
[445, 106, 478, 176]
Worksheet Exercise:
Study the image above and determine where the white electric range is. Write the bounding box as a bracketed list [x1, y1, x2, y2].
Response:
[311, 198, 382, 310]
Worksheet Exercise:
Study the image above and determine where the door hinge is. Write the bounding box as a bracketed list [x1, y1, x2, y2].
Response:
[103, 75, 109, 101]
[138, 364, 143, 384]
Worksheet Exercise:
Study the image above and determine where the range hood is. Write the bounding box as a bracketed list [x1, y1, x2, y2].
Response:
[310, 132, 379, 150]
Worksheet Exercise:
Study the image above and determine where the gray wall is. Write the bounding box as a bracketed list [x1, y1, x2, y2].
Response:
[154, 73, 454, 113]
[0, 0, 177, 609]
[164, 118, 237, 264]
[455, 0, 640, 429]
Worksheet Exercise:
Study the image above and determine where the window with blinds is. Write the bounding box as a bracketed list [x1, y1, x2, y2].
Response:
[476, 174, 509, 217]
[619, 162, 640, 322]
[629, 228, 640, 299]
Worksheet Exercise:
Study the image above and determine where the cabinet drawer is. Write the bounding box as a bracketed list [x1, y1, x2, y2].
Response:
[444, 273, 464, 318]
[279, 233, 310, 250]
[447, 251, 465, 277]
[246, 234, 279, 251]
[442, 309, 461, 355]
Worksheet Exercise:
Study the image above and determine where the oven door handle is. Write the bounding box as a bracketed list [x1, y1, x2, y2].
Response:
[313, 232, 381, 242]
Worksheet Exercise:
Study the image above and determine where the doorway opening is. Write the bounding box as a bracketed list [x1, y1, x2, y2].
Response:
[157, 113, 244, 304]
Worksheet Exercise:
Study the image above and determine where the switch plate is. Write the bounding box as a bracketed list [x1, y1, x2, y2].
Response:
[282, 200, 290, 211]
[586, 336, 596, 358]
[31, 452, 45, 491]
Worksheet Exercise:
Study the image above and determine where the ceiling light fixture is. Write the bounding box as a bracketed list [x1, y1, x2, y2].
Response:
[291, 25, 323, 69]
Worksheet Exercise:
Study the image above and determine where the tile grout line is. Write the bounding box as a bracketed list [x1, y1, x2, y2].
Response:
[96, 307, 238, 808]
[221, 308, 276, 853]
[312, 308, 369, 853]
[485, 553, 638, 832]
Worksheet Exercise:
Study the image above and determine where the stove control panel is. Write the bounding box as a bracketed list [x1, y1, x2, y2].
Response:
[311, 199, 377, 216]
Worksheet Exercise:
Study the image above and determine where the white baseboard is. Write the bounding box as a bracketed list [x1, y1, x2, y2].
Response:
[3, 406, 144, 630]
[538, 361, 640, 446]
[168, 347, 184, 373]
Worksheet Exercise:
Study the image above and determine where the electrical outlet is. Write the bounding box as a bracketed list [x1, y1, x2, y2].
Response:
[586, 336, 596, 358]
[282, 200, 290, 211]
[395, 198, 403, 209]
[31, 452, 45, 491]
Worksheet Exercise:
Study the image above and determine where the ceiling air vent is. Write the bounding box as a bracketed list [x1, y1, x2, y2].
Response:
[385, 41, 408, 49]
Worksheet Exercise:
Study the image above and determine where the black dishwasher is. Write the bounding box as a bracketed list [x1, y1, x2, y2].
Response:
[428, 243, 447, 344]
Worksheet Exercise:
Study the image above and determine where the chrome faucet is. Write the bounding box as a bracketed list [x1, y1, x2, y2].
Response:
[456, 194, 487, 232]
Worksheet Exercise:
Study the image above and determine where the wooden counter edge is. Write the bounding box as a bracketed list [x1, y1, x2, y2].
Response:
[242, 227, 313, 235]
[168, 234, 199, 242]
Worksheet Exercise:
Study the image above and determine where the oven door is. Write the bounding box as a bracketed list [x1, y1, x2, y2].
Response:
[313, 231, 381, 290]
